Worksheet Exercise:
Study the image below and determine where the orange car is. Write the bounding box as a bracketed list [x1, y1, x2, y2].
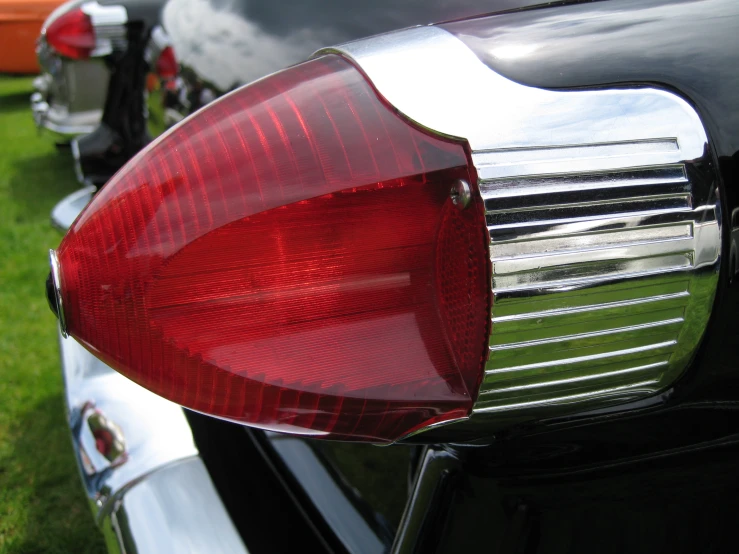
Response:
[0, 0, 66, 73]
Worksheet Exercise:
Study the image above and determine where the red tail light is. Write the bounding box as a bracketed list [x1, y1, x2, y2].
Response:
[155, 46, 177, 79]
[44, 8, 96, 60]
[56, 55, 491, 442]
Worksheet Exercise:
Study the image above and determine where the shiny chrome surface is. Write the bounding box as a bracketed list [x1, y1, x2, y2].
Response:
[392, 447, 460, 554]
[479, 165, 719, 413]
[33, 41, 108, 136]
[31, 101, 102, 135]
[80, 2, 128, 57]
[101, 458, 248, 554]
[450, 179, 471, 210]
[51, 185, 96, 231]
[61, 333, 197, 515]
[329, 27, 706, 158]
[60, 333, 247, 553]
[71, 137, 84, 183]
[331, 26, 721, 418]
[77, 402, 128, 473]
[49, 250, 67, 338]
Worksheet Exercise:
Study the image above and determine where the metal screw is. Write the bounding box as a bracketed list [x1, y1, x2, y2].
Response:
[450, 179, 471, 210]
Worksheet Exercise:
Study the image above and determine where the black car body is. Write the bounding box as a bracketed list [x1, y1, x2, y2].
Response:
[46, 0, 739, 553]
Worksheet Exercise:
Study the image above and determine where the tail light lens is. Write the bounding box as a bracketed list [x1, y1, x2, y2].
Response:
[44, 8, 96, 60]
[55, 55, 491, 442]
[155, 46, 177, 79]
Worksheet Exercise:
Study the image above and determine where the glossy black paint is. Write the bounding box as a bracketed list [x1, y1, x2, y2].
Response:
[251, 430, 399, 554]
[444, 0, 739, 158]
[184, 411, 334, 553]
[404, 443, 739, 554]
[159, 0, 545, 95]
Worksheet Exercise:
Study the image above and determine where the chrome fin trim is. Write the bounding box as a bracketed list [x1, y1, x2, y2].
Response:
[80, 2, 128, 57]
[324, 27, 707, 159]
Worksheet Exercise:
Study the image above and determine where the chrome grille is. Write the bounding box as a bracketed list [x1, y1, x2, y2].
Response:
[475, 157, 720, 414]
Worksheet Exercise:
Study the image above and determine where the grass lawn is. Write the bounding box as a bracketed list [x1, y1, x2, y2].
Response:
[0, 76, 105, 553]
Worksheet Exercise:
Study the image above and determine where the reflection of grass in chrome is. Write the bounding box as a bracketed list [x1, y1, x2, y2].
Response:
[481, 261, 721, 414]
[320, 441, 413, 531]
[0, 75, 105, 553]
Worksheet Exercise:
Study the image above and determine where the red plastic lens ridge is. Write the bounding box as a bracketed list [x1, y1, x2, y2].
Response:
[45, 8, 96, 60]
[57, 55, 492, 442]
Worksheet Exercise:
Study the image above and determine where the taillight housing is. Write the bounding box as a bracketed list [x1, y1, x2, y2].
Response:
[155, 45, 177, 79]
[54, 55, 492, 443]
[44, 8, 96, 60]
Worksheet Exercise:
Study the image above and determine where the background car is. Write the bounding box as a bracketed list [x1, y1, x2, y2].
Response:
[46, 0, 739, 553]
[31, 0, 167, 179]
[0, 0, 65, 73]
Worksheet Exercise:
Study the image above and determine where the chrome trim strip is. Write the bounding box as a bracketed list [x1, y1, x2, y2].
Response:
[491, 256, 694, 293]
[491, 291, 690, 323]
[487, 210, 711, 243]
[480, 166, 689, 199]
[326, 27, 706, 160]
[475, 380, 661, 413]
[479, 361, 669, 395]
[327, 26, 721, 423]
[486, 207, 695, 232]
[391, 448, 460, 554]
[491, 239, 695, 275]
[475, 139, 681, 180]
[39, 114, 101, 136]
[490, 225, 693, 258]
[49, 250, 67, 337]
[71, 138, 84, 184]
[485, 194, 691, 216]
[484, 340, 677, 376]
[488, 319, 685, 352]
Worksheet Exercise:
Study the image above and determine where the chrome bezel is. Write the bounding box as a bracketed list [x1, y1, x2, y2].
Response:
[322, 26, 722, 433]
[49, 249, 68, 338]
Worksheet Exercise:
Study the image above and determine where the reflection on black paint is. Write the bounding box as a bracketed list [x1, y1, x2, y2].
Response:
[162, 0, 544, 91]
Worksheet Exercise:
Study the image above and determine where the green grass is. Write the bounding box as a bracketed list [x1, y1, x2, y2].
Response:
[0, 76, 106, 553]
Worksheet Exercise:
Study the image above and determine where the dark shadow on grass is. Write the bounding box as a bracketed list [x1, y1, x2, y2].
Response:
[9, 151, 81, 222]
[1, 393, 106, 554]
[0, 91, 33, 115]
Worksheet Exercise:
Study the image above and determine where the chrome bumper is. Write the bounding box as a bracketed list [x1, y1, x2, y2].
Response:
[59, 333, 248, 554]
